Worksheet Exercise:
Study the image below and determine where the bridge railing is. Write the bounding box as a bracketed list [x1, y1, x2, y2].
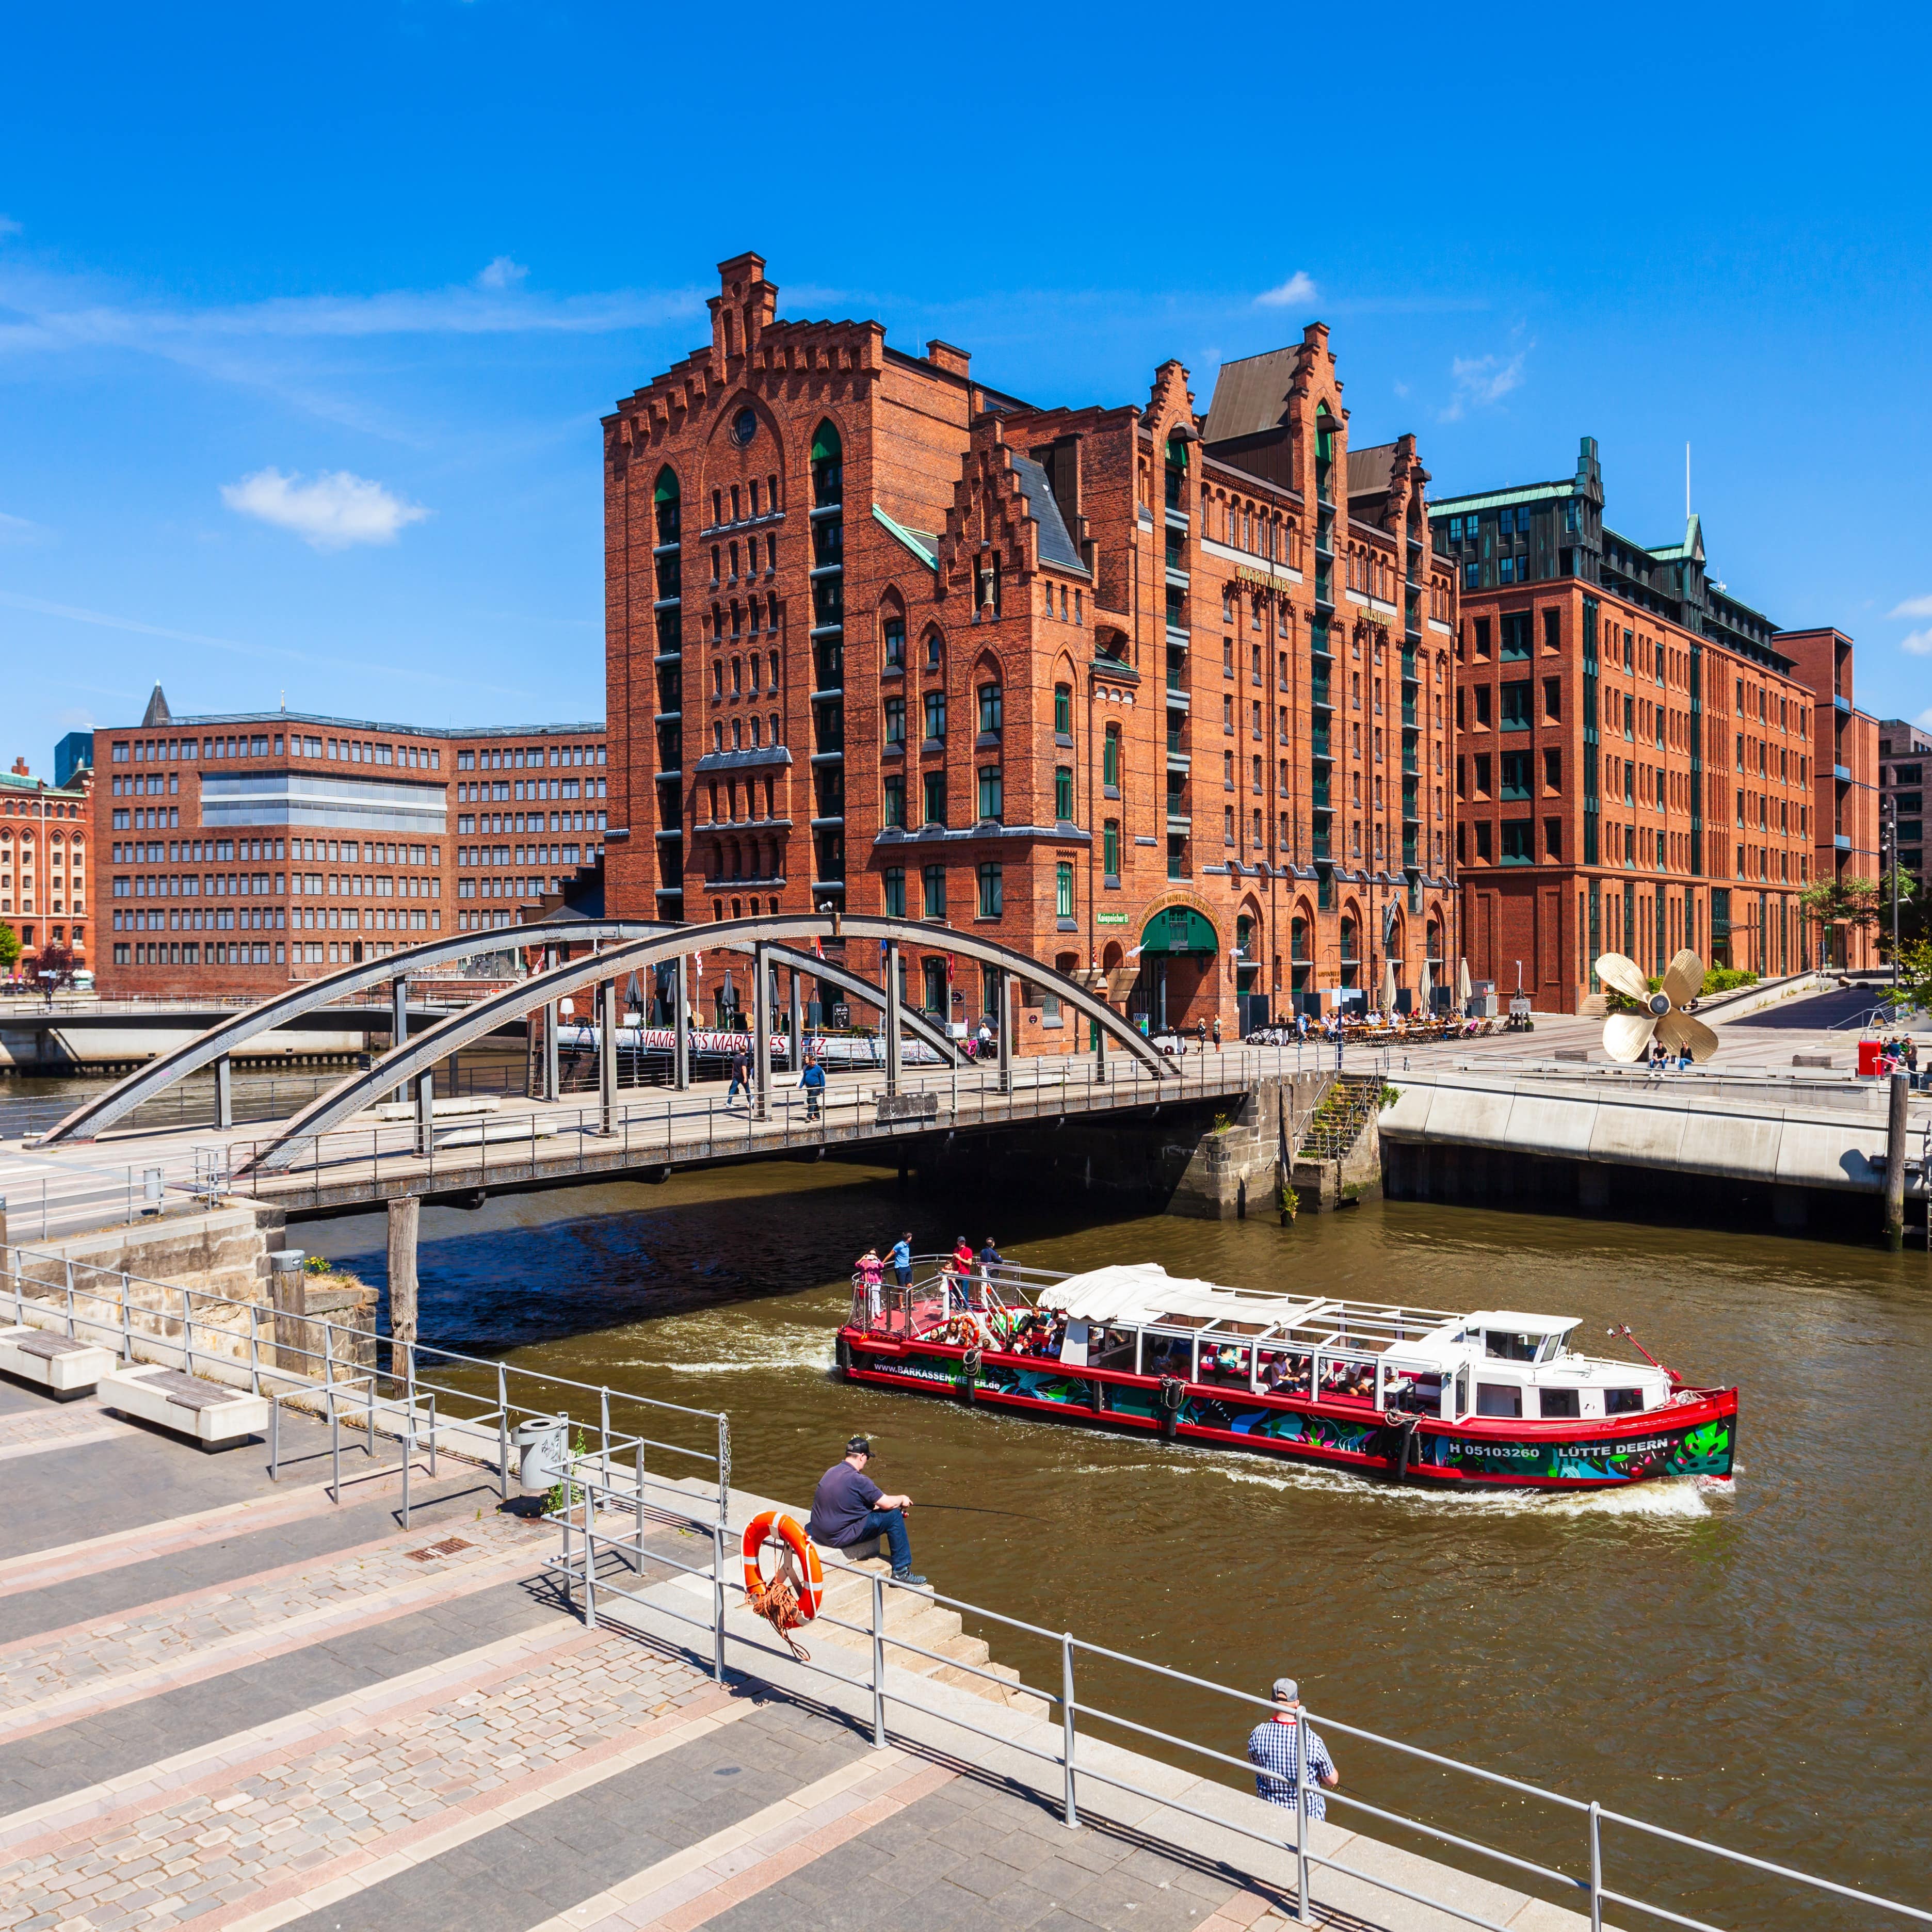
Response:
[0, 1242, 732, 1530]
[219, 1041, 1345, 1195]
[554, 1475, 1931, 1932]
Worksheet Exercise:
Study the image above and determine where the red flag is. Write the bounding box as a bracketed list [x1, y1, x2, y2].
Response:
[945, 953, 955, 984]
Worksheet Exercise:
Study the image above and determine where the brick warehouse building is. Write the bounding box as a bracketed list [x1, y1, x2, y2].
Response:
[602, 253, 1458, 1039]
[2, 755, 93, 983]
[1430, 437, 1878, 1010]
[95, 687, 605, 997]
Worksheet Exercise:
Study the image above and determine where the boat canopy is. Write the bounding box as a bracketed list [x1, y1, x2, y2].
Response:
[1035, 1264, 1460, 1351]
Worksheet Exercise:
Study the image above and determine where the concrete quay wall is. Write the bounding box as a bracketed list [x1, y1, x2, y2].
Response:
[1379, 1067, 1919, 1235]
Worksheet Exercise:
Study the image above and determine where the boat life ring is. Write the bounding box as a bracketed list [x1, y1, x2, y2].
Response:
[741, 1510, 824, 1659]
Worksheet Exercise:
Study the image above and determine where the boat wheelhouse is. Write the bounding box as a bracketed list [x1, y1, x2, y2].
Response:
[835, 1260, 1735, 1490]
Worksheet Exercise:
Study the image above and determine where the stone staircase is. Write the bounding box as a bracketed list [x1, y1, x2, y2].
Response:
[807, 1548, 1032, 1709]
[1296, 1072, 1385, 1161]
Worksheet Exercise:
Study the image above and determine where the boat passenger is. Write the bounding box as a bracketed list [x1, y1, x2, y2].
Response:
[978, 1237, 1003, 1292]
[889, 1233, 912, 1290]
[855, 1246, 883, 1326]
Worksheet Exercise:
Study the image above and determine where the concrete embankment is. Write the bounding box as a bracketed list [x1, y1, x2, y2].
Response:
[1380, 1065, 1922, 1235]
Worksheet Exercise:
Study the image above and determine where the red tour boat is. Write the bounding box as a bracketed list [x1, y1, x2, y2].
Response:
[835, 1261, 1736, 1490]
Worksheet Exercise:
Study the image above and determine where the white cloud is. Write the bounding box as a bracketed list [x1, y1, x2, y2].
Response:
[1440, 348, 1530, 422]
[0, 216, 21, 238]
[1255, 272, 1317, 309]
[1900, 627, 1932, 656]
[1889, 594, 1932, 619]
[476, 256, 528, 291]
[220, 468, 429, 551]
[0, 509, 49, 545]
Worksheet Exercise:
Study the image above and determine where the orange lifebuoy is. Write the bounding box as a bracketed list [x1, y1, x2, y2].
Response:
[741, 1510, 824, 1622]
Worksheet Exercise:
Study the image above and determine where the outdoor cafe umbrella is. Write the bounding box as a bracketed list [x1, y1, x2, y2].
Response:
[1416, 960, 1434, 1011]
[1380, 958, 1398, 1012]
[1457, 956, 1473, 1005]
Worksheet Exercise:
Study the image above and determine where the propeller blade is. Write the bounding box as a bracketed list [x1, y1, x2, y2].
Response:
[1661, 949, 1704, 1008]
[1602, 1011, 1656, 1062]
[1655, 1011, 1720, 1063]
[1595, 953, 1650, 1003]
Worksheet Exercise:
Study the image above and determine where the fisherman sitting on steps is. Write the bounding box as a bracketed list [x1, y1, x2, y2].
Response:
[808, 1434, 927, 1586]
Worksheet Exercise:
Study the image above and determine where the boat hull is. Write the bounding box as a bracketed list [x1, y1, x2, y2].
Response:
[838, 1332, 1737, 1490]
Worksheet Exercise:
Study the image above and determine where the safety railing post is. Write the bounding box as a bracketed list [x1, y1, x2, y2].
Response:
[401, 1405, 412, 1530]
[710, 1519, 727, 1685]
[600, 1386, 611, 1490]
[497, 1361, 510, 1501]
[1295, 1703, 1312, 1922]
[871, 1570, 888, 1748]
[181, 1285, 195, 1377]
[270, 1393, 280, 1482]
[329, 1383, 341, 1503]
[1059, 1633, 1080, 1828]
[581, 1479, 598, 1630]
[716, 1414, 731, 1531]
[63, 1258, 75, 1337]
[1588, 1800, 1603, 1932]
[427, 1391, 438, 1477]
[633, 1439, 646, 1573]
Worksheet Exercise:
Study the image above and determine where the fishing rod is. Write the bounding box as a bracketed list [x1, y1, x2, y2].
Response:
[912, 1502, 1048, 1524]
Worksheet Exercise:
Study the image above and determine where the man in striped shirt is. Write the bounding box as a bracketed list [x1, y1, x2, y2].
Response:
[1246, 1677, 1340, 1819]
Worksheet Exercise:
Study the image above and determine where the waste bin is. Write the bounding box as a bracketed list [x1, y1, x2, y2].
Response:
[515, 1415, 569, 1497]
[1857, 1039, 1883, 1078]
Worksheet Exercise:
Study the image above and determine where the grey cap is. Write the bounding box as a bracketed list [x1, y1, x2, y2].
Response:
[1273, 1677, 1299, 1704]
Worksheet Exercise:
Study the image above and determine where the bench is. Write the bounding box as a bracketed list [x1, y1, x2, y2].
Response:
[0, 1327, 119, 1399]
[100, 1364, 270, 1448]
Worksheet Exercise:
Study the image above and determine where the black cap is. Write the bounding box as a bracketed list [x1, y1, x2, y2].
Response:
[847, 1434, 873, 1456]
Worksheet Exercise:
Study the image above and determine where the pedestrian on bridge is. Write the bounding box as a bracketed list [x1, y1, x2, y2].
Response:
[799, 1056, 826, 1120]
[728, 1043, 750, 1105]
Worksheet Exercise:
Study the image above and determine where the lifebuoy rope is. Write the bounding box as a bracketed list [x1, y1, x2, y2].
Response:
[745, 1569, 812, 1661]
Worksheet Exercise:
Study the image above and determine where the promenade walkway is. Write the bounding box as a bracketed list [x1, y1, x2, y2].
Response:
[0, 1356, 1608, 1932]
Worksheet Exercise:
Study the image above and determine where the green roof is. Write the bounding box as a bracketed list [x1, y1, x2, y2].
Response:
[872, 504, 940, 573]
[1427, 480, 1580, 517]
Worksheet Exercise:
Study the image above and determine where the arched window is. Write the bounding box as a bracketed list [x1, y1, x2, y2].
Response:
[1291, 916, 1310, 961]
[653, 467, 680, 543]
[811, 422, 843, 507]
[1164, 430, 1188, 510]
[1103, 723, 1120, 790]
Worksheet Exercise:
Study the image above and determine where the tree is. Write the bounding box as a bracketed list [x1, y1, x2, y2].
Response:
[0, 922, 19, 976]
[1799, 876, 1877, 967]
[1894, 939, 1932, 1017]
[33, 941, 78, 991]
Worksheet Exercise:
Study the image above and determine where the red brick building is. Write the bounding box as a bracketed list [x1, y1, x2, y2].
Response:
[96, 686, 605, 997]
[1, 756, 93, 984]
[1779, 630, 1881, 968]
[602, 253, 1458, 1038]
[1432, 439, 1866, 1007]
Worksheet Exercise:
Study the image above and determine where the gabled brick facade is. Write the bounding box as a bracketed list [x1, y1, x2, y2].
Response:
[603, 254, 1459, 1038]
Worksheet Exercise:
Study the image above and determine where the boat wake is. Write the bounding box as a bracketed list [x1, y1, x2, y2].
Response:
[610, 1323, 838, 1376]
[1067, 1452, 1730, 1520]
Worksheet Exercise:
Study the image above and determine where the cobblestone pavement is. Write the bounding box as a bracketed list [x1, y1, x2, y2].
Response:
[0, 1380, 1553, 1932]
[0, 1404, 128, 1464]
[0, 1508, 549, 1745]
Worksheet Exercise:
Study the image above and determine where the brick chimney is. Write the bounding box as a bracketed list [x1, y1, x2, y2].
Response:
[10, 756, 27, 778]
[926, 340, 971, 378]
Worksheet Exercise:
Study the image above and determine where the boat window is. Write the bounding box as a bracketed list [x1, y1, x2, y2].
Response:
[1201, 1342, 1253, 1384]
[1604, 1387, 1646, 1414]
[1485, 1331, 1539, 1362]
[1476, 1382, 1523, 1419]
[1144, 1333, 1192, 1379]
[1453, 1366, 1470, 1420]
[1537, 1333, 1568, 1364]
[1257, 1350, 1312, 1395]
[1092, 1326, 1136, 1369]
[1537, 1388, 1581, 1419]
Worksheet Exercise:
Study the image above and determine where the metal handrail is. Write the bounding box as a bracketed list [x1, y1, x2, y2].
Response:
[1, 1242, 733, 1525]
[551, 1473, 1930, 1932]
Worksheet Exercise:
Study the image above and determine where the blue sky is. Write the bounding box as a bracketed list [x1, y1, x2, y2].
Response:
[4, 1, 1928, 767]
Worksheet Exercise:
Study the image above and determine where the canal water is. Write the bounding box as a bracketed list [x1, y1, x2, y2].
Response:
[297, 1159, 1930, 1929]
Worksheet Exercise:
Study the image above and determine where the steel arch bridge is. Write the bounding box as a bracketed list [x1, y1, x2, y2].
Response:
[244, 912, 1169, 1170]
[37, 920, 680, 1146]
